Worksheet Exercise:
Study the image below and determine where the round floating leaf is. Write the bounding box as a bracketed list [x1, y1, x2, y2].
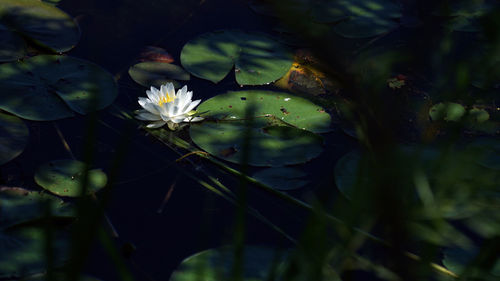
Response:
[0, 112, 28, 165]
[253, 167, 309, 190]
[181, 30, 293, 85]
[195, 90, 331, 133]
[0, 24, 26, 62]
[191, 122, 324, 167]
[34, 159, 107, 197]
[0, 55, 118, 121]
[40, 0, 63, 5]
[0, 227, 69, 279]
[312, 0, 402, 22]
[310, 0, 401, 38]
[0, 187, 74, 229]
[468, 108, 490, 123]
[0, 0, 80, 53]
[429, 102, 466, 122]
[334, 17, 398, 38]
[169, 245, 286, 281]
[128, 62, 189, 88]
[190, 90, 330, 166]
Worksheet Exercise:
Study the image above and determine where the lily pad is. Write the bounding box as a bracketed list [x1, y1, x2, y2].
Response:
[190, 90, 330, 166]
[40, 0, 63, 5]
[253, 167, 308, 190]
[191, 122, 323, 167]
[180, 30, 293, 85]
[128, 61, 189, 88]
[429, 102, 466, 122]
[169, 245, 286, 281]
[0, 227, 69, 279]
[194, 90, 331, 133]
[0, 187, 74, 229]
[34, 159, 107, 197]
[0, 23, 26, 62]
[468, 108, 490, 123]
[310, 0, 401, 38]
[334, 17, 398, 39]
[313, 0, 401, 22]
[0, 0, 80, 53]
[0, 55, 118, 121]
[0, 112, 28, 165]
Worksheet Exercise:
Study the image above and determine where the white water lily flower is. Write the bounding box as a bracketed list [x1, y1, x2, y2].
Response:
[136, 83, 203, 129]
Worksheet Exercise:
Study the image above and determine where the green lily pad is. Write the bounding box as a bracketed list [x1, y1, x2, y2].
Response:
[0, 55, 118, 121]
[194, 90, 331, 133]
[0, 226, 69, 279]
[0, 23, 26, 62]
[40, 0, 63, 5]
[0, 0, 80, 53]
[34, 159, 107, 197]
[334, 17, 398, 38]
[253, 167, 309, 190]
[169, 245, 286, 281]
[468, 108, 490, 123]
[313, 0, 401, 23]
[190, 122, 324, 167]
[180, 30, 293, 85]
[128, 62, 189, 88]
[190, 90, 330, 166]
[309, 0, 401, 38]
[0, 112, 28, 165]
[429, 102, 466, 122]
[0, 187, 74, 229]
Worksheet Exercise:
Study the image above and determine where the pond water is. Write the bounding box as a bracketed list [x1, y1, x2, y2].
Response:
[2, 0, 499, 280]
[1, 0, 354, 279]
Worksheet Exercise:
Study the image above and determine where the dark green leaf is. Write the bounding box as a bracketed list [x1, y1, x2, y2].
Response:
[0, 0, 80, 53]
[169, 246, 286, 281]
[181, 30, 293, 85]
[128, 62, 189, 88]
[34, 159, 107, 197]
[0, 112, 28, 165]
[0, 55, 118, 120]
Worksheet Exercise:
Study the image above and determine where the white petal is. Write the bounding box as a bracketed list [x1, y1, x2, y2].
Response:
[147, 87, 160, 101]
[160, 84, 167, 96]
[178, 90, 192, 110]
[178, 85, 188, 99]
[146, 121, 167, 128]
[170, 116, 186, 123]
[185, 91, 193, 102]
[138, 97, 149, 107]
[141, 101, 160, 115]
[166, 83, 175, 98]
[136, 112, 161, 121]
[162, 102, 175, 117]
[183, 116, 204, 122]
[183, 99, 201, 113]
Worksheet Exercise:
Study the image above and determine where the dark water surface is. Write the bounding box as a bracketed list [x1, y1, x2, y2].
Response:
[34, 0, 355, 279]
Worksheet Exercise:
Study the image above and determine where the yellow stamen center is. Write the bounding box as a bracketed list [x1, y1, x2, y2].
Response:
[157, 92, 175, 106]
